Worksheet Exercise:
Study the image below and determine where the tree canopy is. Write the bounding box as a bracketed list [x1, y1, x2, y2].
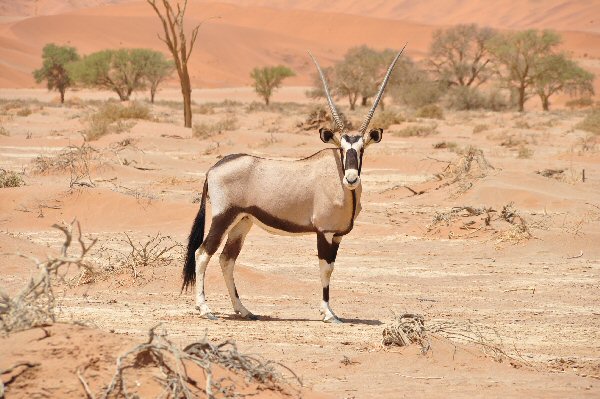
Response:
[250, 65, 295, 105]
[33, 44, 80, 103]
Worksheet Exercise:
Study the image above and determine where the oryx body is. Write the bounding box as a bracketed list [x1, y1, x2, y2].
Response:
[182, 47, 405, 322]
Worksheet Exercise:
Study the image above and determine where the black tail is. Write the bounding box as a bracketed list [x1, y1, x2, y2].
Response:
[182, 179, 208, 291]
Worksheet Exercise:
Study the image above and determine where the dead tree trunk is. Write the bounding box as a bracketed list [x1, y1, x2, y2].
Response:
[146, 0, 200, 128]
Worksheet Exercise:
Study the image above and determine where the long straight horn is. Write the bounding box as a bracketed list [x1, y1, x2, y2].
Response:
[358, 43, 407, 135]
[308, 51, 345, 133]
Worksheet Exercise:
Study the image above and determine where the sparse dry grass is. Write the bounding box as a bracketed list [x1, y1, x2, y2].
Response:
[84, 102, 152, 141]
[576, 109, 600, 135]
[393, 123, 438, 137]
[193, 115, 239, 138]
[472, 124, 489, 134]
[517, 145, 533, 159]
[416, 104, 444, 120]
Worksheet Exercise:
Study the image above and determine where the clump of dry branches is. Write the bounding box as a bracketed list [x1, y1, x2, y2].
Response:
[0, 220, 96, 335]
[382, 313, 429, 353]
[88, 232, 182, 286]
[32, 142, 98, 188]
[382, 314, 525, 365]
[84, 325, 301, 399]
[426, 202, 532, 244]
[436, 146, 494, 195]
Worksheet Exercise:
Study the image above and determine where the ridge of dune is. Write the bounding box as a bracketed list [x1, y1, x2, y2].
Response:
[0, 0, 599, 90]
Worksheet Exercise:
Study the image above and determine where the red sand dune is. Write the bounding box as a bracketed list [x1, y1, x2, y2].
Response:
[0, 0, 599, 91]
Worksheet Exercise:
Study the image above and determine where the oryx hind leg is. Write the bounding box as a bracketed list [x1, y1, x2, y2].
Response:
[219, 216, 257, 320]
[195, 210, 243, 320]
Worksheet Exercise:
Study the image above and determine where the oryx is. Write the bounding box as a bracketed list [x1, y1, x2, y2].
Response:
[182, 46, 405, 323]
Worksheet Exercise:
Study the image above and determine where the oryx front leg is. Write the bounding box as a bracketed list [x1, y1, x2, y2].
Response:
[317, 233, 342, 323]
[220, 216, 257, 320]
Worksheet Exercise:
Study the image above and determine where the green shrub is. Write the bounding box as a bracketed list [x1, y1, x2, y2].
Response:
[371, 109, 405, 129]
[416, 104, 444, 119]
[0, 169, 24, 188]
[393, 123, 438, 137]
[446, 86, 513, 111]
[396, 81, 445, 108]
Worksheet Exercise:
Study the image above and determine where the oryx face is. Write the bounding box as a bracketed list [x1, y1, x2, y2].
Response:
[319, 128, 383, 190]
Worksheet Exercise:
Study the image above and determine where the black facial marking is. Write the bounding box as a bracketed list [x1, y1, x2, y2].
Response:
[345, 148, 359, 171]
[344, 135, 362, 144]
[323, 286, 330, 302]
[358, 149, 364, 175]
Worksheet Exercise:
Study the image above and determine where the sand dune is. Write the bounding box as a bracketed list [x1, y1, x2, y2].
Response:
[0, 0, 598, 91]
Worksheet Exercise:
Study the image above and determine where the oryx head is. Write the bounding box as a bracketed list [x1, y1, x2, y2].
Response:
[309, 46, 406, 190]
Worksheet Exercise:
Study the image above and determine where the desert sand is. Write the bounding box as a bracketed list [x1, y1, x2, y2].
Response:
[1, 1, 600, 398]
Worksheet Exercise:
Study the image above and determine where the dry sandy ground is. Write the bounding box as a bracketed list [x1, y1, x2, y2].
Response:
[1, 88, 599, 397]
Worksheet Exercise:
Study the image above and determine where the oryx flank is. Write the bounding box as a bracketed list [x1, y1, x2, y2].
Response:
[182, 46, 406, 323]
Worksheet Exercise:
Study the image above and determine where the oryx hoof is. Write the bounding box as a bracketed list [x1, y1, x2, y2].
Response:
[323, 315, 343, 324]
[236, 310, 259, 320]
[196, 306, 218, 320]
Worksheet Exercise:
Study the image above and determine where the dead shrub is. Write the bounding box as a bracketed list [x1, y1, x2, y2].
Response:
[87, 325, 301, 398]
[517, 146, 533, 159]
[0, 169, 24, 188]
[576, 108, 600, 135]
[91, 233, 182, 285]
[393, 123, 438, 137]
[436, 146, 493, 190]
[32, 142, 97, 187]
[0, 221, 96, 335]
[416, 104, 444, 120]
[0, 124, 9, 136]
[16, 108, 32, 117]
[193, 103, 216, 115]
[433, 141, 457, 150]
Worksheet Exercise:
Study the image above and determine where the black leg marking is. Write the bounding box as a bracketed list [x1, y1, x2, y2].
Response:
[203, 211, 239, 255]
[317, 233, 340, 264]
[234, 286, 239, 298]
[323, 286, 330, 302]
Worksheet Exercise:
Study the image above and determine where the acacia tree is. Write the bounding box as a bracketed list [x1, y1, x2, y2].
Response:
[146, 0, 200, 128]
[534, 54, 594, 111]
[428, 24, 496, 88]
[144, 52, 175, 103]
[69, 49, 151, 101]
[332, 46, 383, 110]
[33, 44, 79, 103]
[489, 30, 561, 112]
[250, 65, 294, 105]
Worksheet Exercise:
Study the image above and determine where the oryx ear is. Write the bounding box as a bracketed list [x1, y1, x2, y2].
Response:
[319, 128, 340, 146]
[365, 128, 383, 146]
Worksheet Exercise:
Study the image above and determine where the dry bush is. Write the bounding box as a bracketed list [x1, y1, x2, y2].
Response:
[32, 142, 98, 187]
[83, 325, 301, 398]
[0, 221, 96, 335]
[436, 146, 493, 194]
[90, 233, 182, 285]
[193, 115, 238, 138]
[513, 119, 531, 129]
[416, 104, 444, 120]
[517, 146, 533, 159]
[433, 141, 457, 150]
[0, 124, 9, 136]
[193, 103, 216, 115]
[84, 102, 152, 141]
[576, 108, 600, 135]
[297, 105, 352, 131]
[566, 97, 594, 109]
[393, 123, 438, 137]
[472, 124, 489, 134]
[371, 109, 405, 129]
[16, 108, 32, 117]
[0, 169, 24, 188]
